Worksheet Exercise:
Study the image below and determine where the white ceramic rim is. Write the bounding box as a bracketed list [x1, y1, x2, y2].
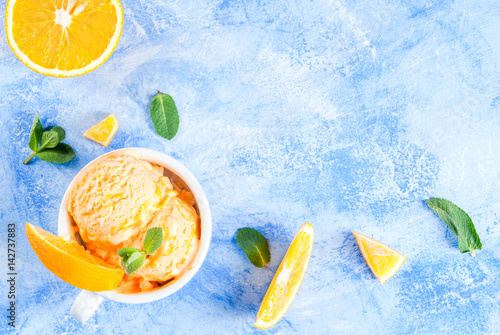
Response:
[58, 148, 212, 304]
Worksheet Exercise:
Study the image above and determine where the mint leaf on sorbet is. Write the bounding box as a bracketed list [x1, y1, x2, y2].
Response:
[144, 227, 163, 255]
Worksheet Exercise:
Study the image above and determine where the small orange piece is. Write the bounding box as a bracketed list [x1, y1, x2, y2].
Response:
[83, 114, 119, 147]
[254, 223, 314, 330]
[25, 223, 124, 291]
[353, 231, 406, 284]
[5, 0, 123, 77]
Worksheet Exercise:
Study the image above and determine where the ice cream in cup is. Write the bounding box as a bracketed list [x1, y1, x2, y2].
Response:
[58, 148, 212, 322]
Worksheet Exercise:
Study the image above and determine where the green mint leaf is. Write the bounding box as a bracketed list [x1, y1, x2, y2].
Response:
[40, 129, 62, 149]
[117, 248, 143, 272]
[24, 116, 73, 165]
[37, 143, 75, 163]
[143, 227, 163, 255]
[51, 126, 65, 142]
[426, 197, 482, 256]
[40, 127, 65, 150]
[121, 251, 146, 275]
[150, 92, 179, 140]
[29, 112, 43, 152]
[118, 247, 142, 259]
[236, 228, 271, 267]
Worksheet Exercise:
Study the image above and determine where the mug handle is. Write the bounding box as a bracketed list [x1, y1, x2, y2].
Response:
[70, 290, 104, 323]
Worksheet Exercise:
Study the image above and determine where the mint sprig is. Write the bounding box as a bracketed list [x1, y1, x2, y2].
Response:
[236, 228, 271, 267]
[144, 227, 163, 255]
[426, 197, 482, 257]
[118, 248, 145, 275]
[28, 112, 43, 151]
[117, 227, 164, 275]
[122, 251, 146, 276]
[150, 92, 179, 140]
[117, 248, 142, 258]
[24, 113, 75, 164]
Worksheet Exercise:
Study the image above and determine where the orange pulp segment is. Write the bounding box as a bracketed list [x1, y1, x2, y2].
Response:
[25, 223, 123, 291]
[254, 223, 314, 329]
[82, 114, 119, 147]
[6, 0, 123, 77]
[353, 231, 406, 284]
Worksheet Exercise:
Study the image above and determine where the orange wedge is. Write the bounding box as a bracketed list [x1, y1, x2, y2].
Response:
[353, 231, 406, 284]
[25, 223, 123, 291]
[254, 223, 314, 330]
[83, 114, 119, 147]
[5, 0, 123, 77]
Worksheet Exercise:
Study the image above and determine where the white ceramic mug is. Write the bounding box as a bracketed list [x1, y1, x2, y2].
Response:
[58, 148, 212, 323]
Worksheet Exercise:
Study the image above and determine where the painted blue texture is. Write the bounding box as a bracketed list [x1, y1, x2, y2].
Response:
[1, 0, 499, 334]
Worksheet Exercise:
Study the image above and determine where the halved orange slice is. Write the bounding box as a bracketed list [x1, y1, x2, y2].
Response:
[5, 0, 123, 77]
[83, 114, 119, 147]
[254, 223, 314, 330]
[25, 223, 124, 291]
[353, 231, 406, 284]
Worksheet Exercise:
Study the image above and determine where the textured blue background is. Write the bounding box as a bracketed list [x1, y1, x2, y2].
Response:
[1, 0, 500, 334]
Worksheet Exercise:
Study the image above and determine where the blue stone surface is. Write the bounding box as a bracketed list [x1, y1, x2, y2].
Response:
[1, 0, 500, 334]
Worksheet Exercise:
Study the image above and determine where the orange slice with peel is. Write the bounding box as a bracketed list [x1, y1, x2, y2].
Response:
[25, 223, 123, 291]
[5, 0, 123, 77]
[353, 231, 406, 284]
[254, 223, 314, 330]
[83, 114, 119, 147]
